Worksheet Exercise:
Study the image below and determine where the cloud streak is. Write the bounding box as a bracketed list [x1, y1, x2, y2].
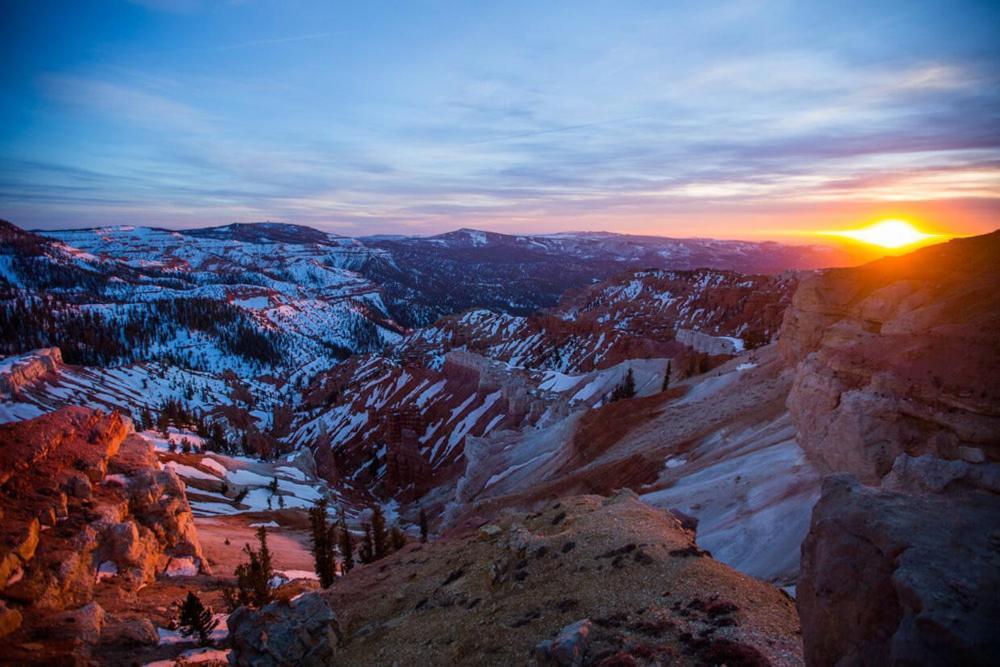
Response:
[2, 1, 999, 238]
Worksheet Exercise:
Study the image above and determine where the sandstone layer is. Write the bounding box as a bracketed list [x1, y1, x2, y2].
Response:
[782, 232, 1000, 483]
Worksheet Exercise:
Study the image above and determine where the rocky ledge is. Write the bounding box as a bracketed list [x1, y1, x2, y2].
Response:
[798, 474, 1000, 665]
[782, 232, 1000, 666]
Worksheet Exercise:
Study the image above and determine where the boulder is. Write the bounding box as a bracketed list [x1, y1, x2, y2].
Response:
[0, 602, 22, 637]
[103, 615, 159, 646]
[228, 593, 340, 666]
[56, 601, 106, 646]
[66, 472, 92, 499]
[478, 524, 502, 540]
[532, 618, 592, 666]
[0, 519, 39, 585]
[798, 474, 1000, 666]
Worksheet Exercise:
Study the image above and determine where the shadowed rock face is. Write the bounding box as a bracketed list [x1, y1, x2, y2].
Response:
[798, 475, 1000, 666]
[228, 593, 340, 667]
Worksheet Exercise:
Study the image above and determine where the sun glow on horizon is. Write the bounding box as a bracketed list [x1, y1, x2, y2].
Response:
[821, 219, 944, 249]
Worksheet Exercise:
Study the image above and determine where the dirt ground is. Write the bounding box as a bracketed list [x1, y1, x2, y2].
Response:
[195, 511, 314, 576]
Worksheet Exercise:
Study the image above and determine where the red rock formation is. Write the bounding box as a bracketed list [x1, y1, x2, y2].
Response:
[0, 407, 205, 645]
[0, 348, 62, 398]
[784, 233, 1000, 665]
[383, 406, 433, 498]
[781, 231, 1000, 483]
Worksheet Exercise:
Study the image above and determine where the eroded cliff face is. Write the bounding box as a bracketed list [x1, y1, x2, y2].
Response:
[780, 232, 1000, 483]
[0, 347, 62, 398]
[0, 407, 205, 654]
[781, 232, 1000, 665]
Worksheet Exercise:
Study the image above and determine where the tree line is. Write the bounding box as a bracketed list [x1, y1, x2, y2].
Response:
[0, 292, 284, 367]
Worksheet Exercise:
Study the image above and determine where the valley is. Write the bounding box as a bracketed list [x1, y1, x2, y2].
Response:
[0, 221, 997, 665]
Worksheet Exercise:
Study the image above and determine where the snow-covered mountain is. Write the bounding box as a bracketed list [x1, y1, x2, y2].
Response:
[363, 227, 843, 326]
[0, 218, 808, 499]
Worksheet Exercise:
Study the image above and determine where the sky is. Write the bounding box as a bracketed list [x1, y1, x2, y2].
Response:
[1, 0, 998, 240]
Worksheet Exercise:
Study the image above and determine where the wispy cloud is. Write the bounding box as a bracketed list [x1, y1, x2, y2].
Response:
[3, 1, 999, 237]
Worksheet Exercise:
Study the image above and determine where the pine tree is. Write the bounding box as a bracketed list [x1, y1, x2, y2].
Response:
[178, 591, 218, 646]
[419, 507, 429, 543]
[371, 505, 388, 559]
[309, 497, 336, 587]
[234, 527, 274, 608]
[389, 524, 406, 552]
[359, 522, 374, 564]
[338, 511, 354, 574]
[662, 361, 672, 392]
[610, 367, 637, 402]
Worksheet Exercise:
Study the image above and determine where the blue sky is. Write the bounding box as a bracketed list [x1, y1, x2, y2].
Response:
[1, 0, 998, 238]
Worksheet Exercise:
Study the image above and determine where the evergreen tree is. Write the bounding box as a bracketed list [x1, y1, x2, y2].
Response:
[371, 505, 388, 559]
[309, 497, 336, 587]
[359, 522, 374, 564]
[419, 507, 429, 543]
[338, 511, 354, 574]
[234, 527, 274, 608]
[611, 367, 637, 402]
[178, 591, 218, 646]
[389, 524, 406, 552]
[662, 361, 672, 392]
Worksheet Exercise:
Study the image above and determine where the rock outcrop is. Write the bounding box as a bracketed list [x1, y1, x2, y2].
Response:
[784, 233, 1000, 666]
[781, 232, 1000, 483]
[0, 347, 62, 397]
[798, 475, 1000, 666]
[0, 407, 206, 656]
[228, 593, 340, 667]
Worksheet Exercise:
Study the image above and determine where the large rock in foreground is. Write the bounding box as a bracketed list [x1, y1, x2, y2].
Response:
[0, 407, 206, 659]
[798, 474, 1000, 666]
[228, 593, 339, 667]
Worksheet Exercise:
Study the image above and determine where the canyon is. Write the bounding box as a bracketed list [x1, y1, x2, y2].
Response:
[0, 221, 996, 665]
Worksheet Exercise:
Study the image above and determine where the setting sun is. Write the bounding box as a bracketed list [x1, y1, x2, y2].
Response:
[822, 219, 943, 249]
